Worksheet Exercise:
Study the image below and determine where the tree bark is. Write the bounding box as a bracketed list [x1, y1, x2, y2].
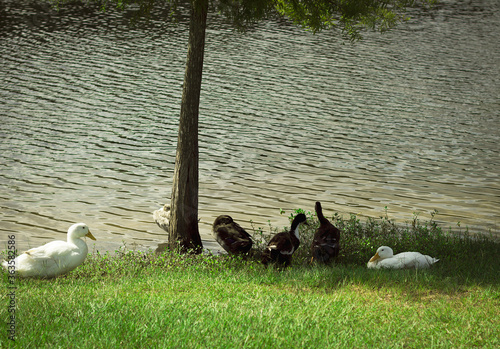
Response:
[169, 0, 208, 253]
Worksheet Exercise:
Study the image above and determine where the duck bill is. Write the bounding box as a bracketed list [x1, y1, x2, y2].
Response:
[368, 252, 380, 263]
[86, 231, 97, 241]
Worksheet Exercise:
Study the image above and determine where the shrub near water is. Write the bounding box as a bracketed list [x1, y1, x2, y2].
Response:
[272, 209, 499, 281]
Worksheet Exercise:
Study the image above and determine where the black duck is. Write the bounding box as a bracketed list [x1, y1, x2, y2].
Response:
[311, 201, 340, 264]
[213, 215, 253, 254]
[261, 213, 307, 267]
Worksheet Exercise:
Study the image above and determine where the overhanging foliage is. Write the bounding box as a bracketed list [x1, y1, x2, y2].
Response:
[51, 0, 434, 40]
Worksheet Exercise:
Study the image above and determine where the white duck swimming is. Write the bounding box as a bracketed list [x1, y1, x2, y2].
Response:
[2, 223, 96, 278]
[367, 246, 439, 269]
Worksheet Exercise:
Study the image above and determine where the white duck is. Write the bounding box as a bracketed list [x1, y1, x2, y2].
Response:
[367, 246, 439, 269]
[153, 204, 170, 233]
[2, 223, 96, 278]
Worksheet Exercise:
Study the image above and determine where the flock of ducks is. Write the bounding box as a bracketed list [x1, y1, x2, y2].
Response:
[1, 201, 439, 278]
[211, 202, 343, 268]
[212, 201, 439, 269]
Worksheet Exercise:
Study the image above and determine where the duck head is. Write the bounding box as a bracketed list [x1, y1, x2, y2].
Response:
[291, 213, 308, 229]
[368, 246, 393, 262]
[68, 223, 96, 241]
[213, 215, 234, 227]
[314, 201, 323, 214]
[289, 213, 307, 239]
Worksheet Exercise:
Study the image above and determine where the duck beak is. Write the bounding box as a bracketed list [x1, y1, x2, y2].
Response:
[368, 252, 380, 263]
[86, 231, 97, 241]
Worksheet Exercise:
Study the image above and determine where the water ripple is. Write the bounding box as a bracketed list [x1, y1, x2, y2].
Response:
[0, 0, 499, 251]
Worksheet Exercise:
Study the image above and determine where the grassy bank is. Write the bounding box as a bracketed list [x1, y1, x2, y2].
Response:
[1, 211, 499, 348]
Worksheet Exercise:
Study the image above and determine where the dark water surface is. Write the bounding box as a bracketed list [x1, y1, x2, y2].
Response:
[1, 0, 499, 251]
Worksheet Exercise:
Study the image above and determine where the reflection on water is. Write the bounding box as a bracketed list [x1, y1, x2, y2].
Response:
[0, 0, 499, 251]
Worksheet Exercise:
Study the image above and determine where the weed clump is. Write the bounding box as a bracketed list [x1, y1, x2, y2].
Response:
[252, 208, 499, 281]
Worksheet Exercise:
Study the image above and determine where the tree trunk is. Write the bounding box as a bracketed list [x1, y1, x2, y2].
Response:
[169, 0, 208, 253]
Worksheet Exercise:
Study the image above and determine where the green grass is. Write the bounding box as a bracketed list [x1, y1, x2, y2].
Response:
[1, 211, 499, 348]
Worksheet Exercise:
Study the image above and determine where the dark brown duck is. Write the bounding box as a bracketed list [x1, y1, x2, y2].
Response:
[311, 201, 340, 264]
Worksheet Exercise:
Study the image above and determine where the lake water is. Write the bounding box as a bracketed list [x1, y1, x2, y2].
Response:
[0, 0, 499, 252]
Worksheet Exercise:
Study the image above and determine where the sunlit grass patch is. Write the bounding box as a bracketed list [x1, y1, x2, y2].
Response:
[1, 210, 499, 347]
